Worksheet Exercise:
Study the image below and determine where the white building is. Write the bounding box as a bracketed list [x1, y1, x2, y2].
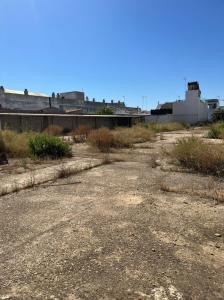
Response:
[147, 82, 218, 124]
[172, 82, 208, 124]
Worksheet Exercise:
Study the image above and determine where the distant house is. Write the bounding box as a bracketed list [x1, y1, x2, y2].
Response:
[205, 99, 220, 121]
[172, 82, 208, 124]
[151, 102, 173, 115]
[147, 82, 219, 124]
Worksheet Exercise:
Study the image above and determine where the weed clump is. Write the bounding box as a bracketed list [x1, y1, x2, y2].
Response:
[43, 125, 64, 136]
[72, 125, 91, 143]
[171, 136, 224, 176]
[112, 126, 155, 148]
[88, 126, 156, 152]
[1, 130, 35, 157]
[87, 128, 114, 152]
[207, 123, 224, 139]
[29, 134, 72, 159]
[148, 122, 188, 133]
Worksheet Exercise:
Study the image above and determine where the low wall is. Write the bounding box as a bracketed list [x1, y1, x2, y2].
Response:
[145, 114, 175, 123]
[145, 113, 207, 125]
[0, 113, 144, 132]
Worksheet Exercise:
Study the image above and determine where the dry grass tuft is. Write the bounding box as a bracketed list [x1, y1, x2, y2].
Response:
[88, 126, 156, 152]
[1, 130, 71, 159]
[57, 165, 77, 179]
[148, 122, 188, 133]
[160, 182, 224, 204]
[171, 136, 224, 176]
[71, 125, 91, 143]
[88, 128, 114, 152]
[43, 125, 64, 136]
[112, 126, 155, 148]
[1, 130, 35, 158]
[207, 122, 224, 139]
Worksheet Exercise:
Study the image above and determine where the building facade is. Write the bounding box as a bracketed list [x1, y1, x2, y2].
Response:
[147, 82, 219, 124]
[0, 86, 140, 115]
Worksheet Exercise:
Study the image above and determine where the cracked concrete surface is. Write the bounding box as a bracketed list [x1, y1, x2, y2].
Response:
[0, 129, 224, 299]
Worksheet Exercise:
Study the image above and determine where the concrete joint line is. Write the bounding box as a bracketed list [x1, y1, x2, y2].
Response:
[0, 158, 104, 197]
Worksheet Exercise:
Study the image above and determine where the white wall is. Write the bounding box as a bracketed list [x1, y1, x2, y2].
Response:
[145, 114, 175, 123]
[146, 89, 210, 125]
[172, 90, 208, 123]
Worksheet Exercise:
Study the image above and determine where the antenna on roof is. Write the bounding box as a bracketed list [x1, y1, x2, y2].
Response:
[142, 96, 147, 110]
[183, 77, 187, 90]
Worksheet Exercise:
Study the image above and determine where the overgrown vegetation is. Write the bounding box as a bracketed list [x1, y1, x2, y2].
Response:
[1, 130, 35, 157]
[87, 122, 188, 152]
[0, 132, 8, 164]
[112, 126, 155, 148]
[212, 108, 224, 122]
[88, 128, 114, 152]
[207, 122, 224, 139]
[43, 125, 64, 136]
[0, 130, 72, 159]
[87, 125, 155, 152]
[171, 136, 224, 176]
[0, 132, 6, 154]
[72, 125, 91, 143]
[29, 134, 72, 159]
[147, 122, 189, 133]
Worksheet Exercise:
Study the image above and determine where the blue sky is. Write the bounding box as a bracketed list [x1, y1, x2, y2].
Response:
[1, 0, 224, 109]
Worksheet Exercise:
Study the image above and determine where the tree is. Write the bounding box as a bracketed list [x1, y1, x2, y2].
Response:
[97, 107, 114, 115]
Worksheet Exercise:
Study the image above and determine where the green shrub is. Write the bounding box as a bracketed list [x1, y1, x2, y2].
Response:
[29, 134, 72, 159]
[171, 136, 224, 176]
[207, 123, 224, 139]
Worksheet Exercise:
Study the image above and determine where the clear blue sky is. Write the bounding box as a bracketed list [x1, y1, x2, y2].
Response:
[1, 0, 224, 109]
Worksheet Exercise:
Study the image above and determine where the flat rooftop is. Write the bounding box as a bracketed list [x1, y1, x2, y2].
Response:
[0, 112, 145, 118]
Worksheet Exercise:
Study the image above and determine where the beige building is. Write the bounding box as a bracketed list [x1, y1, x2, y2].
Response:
[0, 86, 140, 115]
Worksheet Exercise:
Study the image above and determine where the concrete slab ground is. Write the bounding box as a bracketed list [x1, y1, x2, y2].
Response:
[0, 129, 224, 299]
[0, 158, 104, 196]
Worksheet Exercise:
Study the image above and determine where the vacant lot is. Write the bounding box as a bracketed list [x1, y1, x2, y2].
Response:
[0, 128, 224, 300]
